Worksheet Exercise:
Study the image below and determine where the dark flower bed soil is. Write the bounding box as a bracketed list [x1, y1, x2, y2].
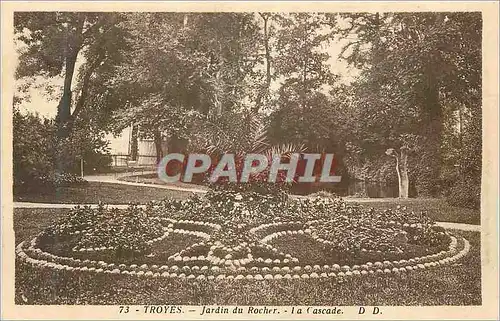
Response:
[38, 233, 204, 266]
[272, 234, 456, 266]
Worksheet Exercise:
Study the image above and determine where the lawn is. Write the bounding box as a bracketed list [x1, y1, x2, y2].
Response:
[14, 230, 481, 306]
[14, 204, 481, 306]
[14, 181, 194, 204]
[351, 198, 480, 225]
[119, 173, 209, 191]
[14, 208, 70, 246]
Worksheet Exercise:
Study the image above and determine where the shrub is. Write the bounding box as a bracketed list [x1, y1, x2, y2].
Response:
[41, 204, 164, 256]
[36, 172, 88, 188]
[309, 190, 338, 198]
[202, 154, 292, 194]
[83, 153, 113, 174]
[13, 110, 56, 193]
[13, 108, 109, 193]
[446, 177, 481, 210]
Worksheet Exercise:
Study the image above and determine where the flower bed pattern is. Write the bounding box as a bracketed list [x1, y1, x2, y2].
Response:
[16, 190, 471, 282]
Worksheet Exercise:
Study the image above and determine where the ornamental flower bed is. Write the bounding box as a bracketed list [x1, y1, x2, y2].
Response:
[17, 188, 471, 282]
[38, 204, 165, 260]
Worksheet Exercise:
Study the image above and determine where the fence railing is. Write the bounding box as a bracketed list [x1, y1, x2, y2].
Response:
[110, 154, 157, 167]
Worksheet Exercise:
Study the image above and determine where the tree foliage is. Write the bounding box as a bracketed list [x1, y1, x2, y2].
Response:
[273, 13, 337, 109]
[15, 12, 130, 134]
[14, 12, 482, 203]
[13, 108, 110, 192]
[335, 12, 481, 198]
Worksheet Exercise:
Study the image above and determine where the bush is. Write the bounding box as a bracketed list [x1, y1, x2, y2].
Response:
[309, 190, 338, 198]
[41, 173, 88, 188]
[446, 177, 481, 210]
[83, 153, 113, 174]
[13, 110, 56, 193]
[13, 108, 109, 193]
[201, 155, 292, 197]
[41, 204, 164, 256]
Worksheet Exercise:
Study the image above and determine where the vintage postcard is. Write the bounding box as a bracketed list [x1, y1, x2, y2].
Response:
[1, 1, 498, 320]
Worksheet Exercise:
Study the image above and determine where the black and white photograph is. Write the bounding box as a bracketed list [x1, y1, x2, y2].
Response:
[1, 1, 498, 320]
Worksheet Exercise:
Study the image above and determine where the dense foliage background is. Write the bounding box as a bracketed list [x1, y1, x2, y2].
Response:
[13, 12, 482, 208]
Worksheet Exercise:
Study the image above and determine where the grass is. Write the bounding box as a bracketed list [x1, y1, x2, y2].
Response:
[351, 198, 480, 225]
[89, 166, 155, 175]
[14, 208, 69, 245]
[14, 181, 194, 204]
[14, 181, 479, 225]
[14, 207, 481, 305]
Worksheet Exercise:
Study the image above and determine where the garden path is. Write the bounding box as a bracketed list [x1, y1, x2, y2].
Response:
[84, 171, 208, 194]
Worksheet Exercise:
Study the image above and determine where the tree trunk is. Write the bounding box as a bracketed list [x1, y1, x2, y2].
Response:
[389, 147, 409, 199]
[399, 146, 409, 198]
[372, 13, 382, 64]
[56, 16, 85, 135]
[153, 130, 164, 164]
[264, 17, 272, 89]
[54, 14, 86, 174]
[54, 50, 80, 174]
[254, 13, 272, 113]
[415, 64, 442, 197]
[300, 20, 309, 109]
[67, 57, 103, 133]
[457, 104, 464, 176]
[394, 155, 402, 197]
[56, 50, 79, 131]
[130, 125, 139, 161]
[166, 135, 189, 180]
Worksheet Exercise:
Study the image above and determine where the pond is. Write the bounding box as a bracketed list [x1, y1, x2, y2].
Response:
[125, 172, 400, 198]
[345, 180, 399, 198]
[290, 179, 399, 198]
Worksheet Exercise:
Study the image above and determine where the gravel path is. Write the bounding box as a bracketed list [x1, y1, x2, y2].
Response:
[85, 172, 207, 193]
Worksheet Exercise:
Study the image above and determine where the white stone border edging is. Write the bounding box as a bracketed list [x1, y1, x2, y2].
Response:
[16, 222, 471, 282]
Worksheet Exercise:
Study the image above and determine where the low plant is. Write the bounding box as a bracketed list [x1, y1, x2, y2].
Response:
[40, 204, 164, 256]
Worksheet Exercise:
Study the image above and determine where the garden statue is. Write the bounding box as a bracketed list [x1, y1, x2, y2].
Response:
[385, 146, 409, 199]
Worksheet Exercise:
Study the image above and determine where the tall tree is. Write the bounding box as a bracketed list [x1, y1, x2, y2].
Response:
[274, 13, 336, 109]
[110, 13, 263, 161]
[14, 12, 128, 137]
[336, 12, 481, 196]
[253, 12, 273, 112]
